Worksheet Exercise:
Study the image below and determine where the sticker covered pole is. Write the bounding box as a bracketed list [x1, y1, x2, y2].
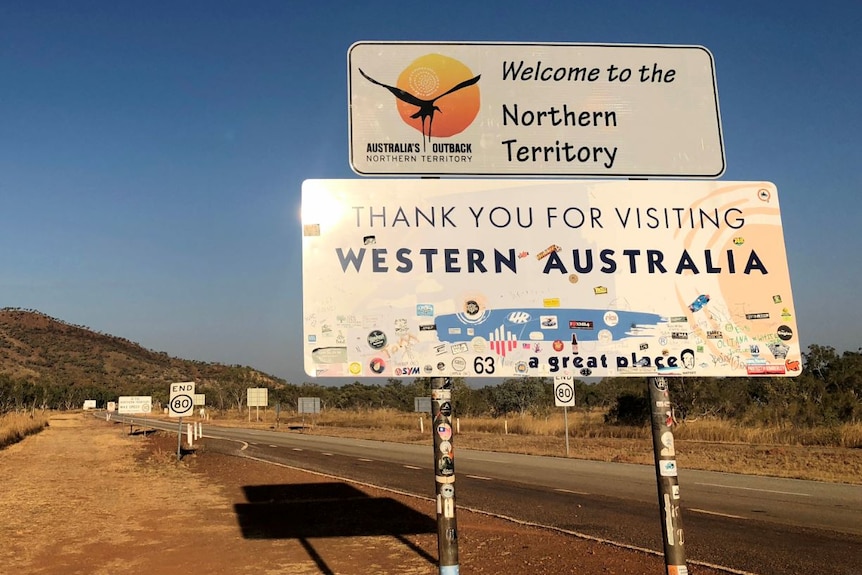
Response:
[648, 376, 688, 574]
[431, 376, 459, 575]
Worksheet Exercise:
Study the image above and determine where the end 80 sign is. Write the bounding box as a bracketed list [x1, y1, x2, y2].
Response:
[169, 381, 196, 418]
[554, 376, 576, 407]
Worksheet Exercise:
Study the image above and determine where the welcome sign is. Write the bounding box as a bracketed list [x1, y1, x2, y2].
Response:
[301, 179, 800, 378]
[348, 42, 724, 177]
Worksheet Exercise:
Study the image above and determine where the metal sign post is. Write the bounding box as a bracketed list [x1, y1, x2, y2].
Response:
[176, 417, 183, 461]
[563, 406, 570, 457]
[431, 377, 459, 575]
[648, 376, 687, 574]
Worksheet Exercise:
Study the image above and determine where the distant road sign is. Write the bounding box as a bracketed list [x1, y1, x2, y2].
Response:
[298, 397, 321, 414]
[118, 396, 152, 415]
[349, 41, 723, 177]
[169, 382, 195, 418]
[554, 376, 576, 407]
[247, 388, 268, 408]
[414, 397, 432, 414]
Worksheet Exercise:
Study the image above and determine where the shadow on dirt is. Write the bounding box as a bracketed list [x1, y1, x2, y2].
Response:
[234, 482, 437, 573]
[128, 428, 158, 437]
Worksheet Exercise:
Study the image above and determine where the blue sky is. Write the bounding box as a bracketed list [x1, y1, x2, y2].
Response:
[1, 1, 860, 384]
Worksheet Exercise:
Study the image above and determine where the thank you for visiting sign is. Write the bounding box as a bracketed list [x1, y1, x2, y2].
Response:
[301, 179, 799, 379]
[348, 42, 723, 177]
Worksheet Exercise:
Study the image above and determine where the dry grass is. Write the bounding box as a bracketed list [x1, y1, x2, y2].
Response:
[0, 412, 49, 449]
[290, 408, 862, 448]
[172, 407, 862, 484]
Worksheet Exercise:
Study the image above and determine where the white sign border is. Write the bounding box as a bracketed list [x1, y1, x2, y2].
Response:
[348, 41, 725, 178]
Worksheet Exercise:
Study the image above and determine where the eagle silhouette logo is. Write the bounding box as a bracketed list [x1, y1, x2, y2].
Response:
[359, 54, 481, 150]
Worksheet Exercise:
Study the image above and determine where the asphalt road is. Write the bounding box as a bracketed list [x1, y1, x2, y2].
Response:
[107, 414, 862, 575]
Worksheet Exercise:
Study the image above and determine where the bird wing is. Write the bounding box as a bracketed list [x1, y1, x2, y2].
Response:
[432, 75, 481, 102]
[358, 68, 427, 107]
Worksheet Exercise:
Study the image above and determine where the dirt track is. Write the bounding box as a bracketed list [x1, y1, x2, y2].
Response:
[0, 413, 725, 574]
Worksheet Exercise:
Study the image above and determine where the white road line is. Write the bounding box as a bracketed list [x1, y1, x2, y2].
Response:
[466, 474, 493, 481]
[322, 452, 333, 456]
[268, 445, 278, 448]
[555, 488, 590, 496]
[357, 458, 373, 462]
[689, 508, 746, 519]
[695, 482, 811, 497]
[403, 465, 421, 470]
[292, 448, 303, 452]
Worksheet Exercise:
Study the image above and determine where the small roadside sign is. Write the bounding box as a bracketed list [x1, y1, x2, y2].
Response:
[169, 381, 196, 418]
[298, 397, 321, 414]
[414, 397, 432, 413]
[118, 396, 152, 414]
[247, 387, 269, 408]
[554, 376, 576, 407]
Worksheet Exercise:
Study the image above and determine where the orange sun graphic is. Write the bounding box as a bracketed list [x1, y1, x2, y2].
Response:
[394, 54, 480, 138]
[358, 53, 480, 146]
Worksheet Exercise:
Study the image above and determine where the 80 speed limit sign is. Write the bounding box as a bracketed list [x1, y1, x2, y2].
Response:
[169, 381, 196, 418]
[553, 376, 575, 407]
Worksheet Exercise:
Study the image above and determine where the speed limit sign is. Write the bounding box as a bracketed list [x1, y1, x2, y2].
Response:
[169, 381, 196, 418]
[554, 376, 575, 407]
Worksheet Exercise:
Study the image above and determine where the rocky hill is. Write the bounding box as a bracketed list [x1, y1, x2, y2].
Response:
[0, 308, 283, 395]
